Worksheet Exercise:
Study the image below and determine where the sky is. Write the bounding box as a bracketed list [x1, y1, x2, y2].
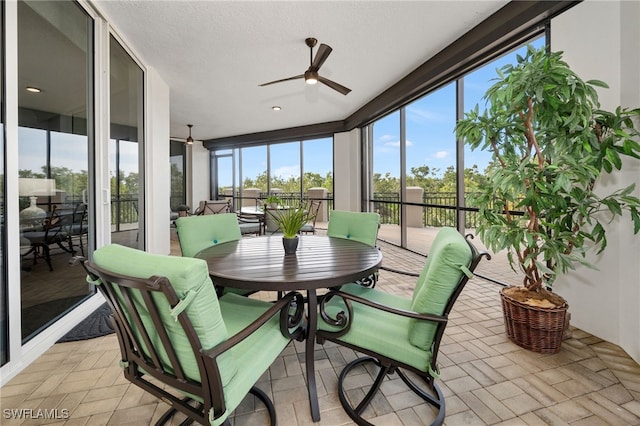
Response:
[373, 37, 545, 178]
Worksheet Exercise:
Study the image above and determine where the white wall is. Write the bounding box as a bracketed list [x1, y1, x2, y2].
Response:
[551, 0, 640, 363]
[333, 128, 361, 211]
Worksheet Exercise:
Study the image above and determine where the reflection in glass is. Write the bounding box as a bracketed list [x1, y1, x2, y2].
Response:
[109, 36, 144, 249]
[170, 141, 186, 211]
[18, 0, 94, 341]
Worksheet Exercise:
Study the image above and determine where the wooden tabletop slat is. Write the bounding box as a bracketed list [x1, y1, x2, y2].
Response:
[196, 236, 383, 290]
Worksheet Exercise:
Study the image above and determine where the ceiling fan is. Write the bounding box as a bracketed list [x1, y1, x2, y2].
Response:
[259, 37, 351, 96]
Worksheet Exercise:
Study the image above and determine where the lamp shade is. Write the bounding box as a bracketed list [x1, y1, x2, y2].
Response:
[19, 178, 56, 197]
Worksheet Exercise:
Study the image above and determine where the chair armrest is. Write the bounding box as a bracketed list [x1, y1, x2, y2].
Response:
[204, 291, 304, 360]
[319, 288, 447, 331]
[379, 265, 421, 277]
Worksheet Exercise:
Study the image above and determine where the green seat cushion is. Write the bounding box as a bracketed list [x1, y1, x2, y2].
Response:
[218, 293, 291, 414]
[92, 244, 237, 387]
[408, 227, 472, 350]
[318, 284, 431, 372]
[176, 213, 241, 257]
[327, 211, 380, 247]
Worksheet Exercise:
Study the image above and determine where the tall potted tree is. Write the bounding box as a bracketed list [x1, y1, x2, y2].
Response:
[456, 45, 640, 353]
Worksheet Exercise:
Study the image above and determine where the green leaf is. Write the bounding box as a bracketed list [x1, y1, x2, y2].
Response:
[606, 148, 623, 170]
[586, 79, 609, 88]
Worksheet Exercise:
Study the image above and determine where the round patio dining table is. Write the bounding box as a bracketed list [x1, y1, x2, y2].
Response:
[195, 235, 382, 422]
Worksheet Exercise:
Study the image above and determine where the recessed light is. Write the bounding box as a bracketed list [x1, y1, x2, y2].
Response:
[272, 106, 282, 111]
[26, 86, 42, 93]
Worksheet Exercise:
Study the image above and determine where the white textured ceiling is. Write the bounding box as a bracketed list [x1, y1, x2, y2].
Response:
[94, 1, 508, 142]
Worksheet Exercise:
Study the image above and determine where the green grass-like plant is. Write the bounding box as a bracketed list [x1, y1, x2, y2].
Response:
[267, 201, 312, 239]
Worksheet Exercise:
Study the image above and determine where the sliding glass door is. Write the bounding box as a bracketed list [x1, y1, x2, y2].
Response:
[109, 36, 144, 249]
[17, 0, 94, 341]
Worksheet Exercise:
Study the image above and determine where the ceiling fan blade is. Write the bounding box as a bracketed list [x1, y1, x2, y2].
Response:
[259, 74, 304, 87]
[318, 76, 351, 95]
[310, 44, 332, 71]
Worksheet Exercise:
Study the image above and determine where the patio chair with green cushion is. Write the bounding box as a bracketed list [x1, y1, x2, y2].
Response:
[327, 210, 380, 287]
[316, 227, 490, 426]
[175, 213, 254, 297]
[76, 244, 304, 426]
[327, 210, 380, 247]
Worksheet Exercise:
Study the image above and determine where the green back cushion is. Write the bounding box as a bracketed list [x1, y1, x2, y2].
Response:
[92, 244, 237, 386]
[176, 213, 241, 257]
[327, 211, 380, 247]
[408, 228, 472, 350]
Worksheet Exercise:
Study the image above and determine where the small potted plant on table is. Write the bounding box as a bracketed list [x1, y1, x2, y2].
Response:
[267, 201, 312, 254]
[456, 45, 640, 353]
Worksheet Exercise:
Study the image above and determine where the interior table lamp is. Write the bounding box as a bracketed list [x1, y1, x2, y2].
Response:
[19, 178, 56, 221]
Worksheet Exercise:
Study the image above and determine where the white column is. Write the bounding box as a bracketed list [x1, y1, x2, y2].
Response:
[333, 128, 361, 211]
[307, 187, 328, 222]
[145, 67, 171, 255]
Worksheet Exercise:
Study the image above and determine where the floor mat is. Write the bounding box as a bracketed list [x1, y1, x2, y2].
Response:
[57, 303, 114, 342]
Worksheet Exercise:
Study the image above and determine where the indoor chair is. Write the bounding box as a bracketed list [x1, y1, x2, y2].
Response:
[327, 210, 380, 287]
[76, 244, 304, 426]
[66, 202, 88, 256]
[22, 205, 75, 271]
[175, 213, 255, 297]
[316, 227, 490, 426]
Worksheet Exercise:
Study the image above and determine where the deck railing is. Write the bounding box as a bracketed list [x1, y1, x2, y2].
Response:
[371, 192, 481, 228]
[111, 195, 138, 231]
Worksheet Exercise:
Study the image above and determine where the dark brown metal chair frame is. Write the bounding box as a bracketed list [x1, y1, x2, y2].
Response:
[236, 211, 265, 235]
[201, 200, 232, 215]
[317, 235, 490, 426]
[300, 200, 322, 235]
[75, 257, 304, 426]
[67, 202, 88, 256]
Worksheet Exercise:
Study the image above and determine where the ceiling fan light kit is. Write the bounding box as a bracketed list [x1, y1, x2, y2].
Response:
[260, 37, 351, 95]
[186, 124, 194, 145]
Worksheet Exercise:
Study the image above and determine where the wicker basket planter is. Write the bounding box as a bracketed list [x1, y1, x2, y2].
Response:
[500, 287, 569, 354]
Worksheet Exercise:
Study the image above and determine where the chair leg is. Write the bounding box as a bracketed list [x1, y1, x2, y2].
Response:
[338, 357, 389, 425]
[155, 397, 197, 425]
[42, 245, 53, 272]
[396, 369, 445, 425]
[249, 386, 276, 426]
[337, 356, 445, 426]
